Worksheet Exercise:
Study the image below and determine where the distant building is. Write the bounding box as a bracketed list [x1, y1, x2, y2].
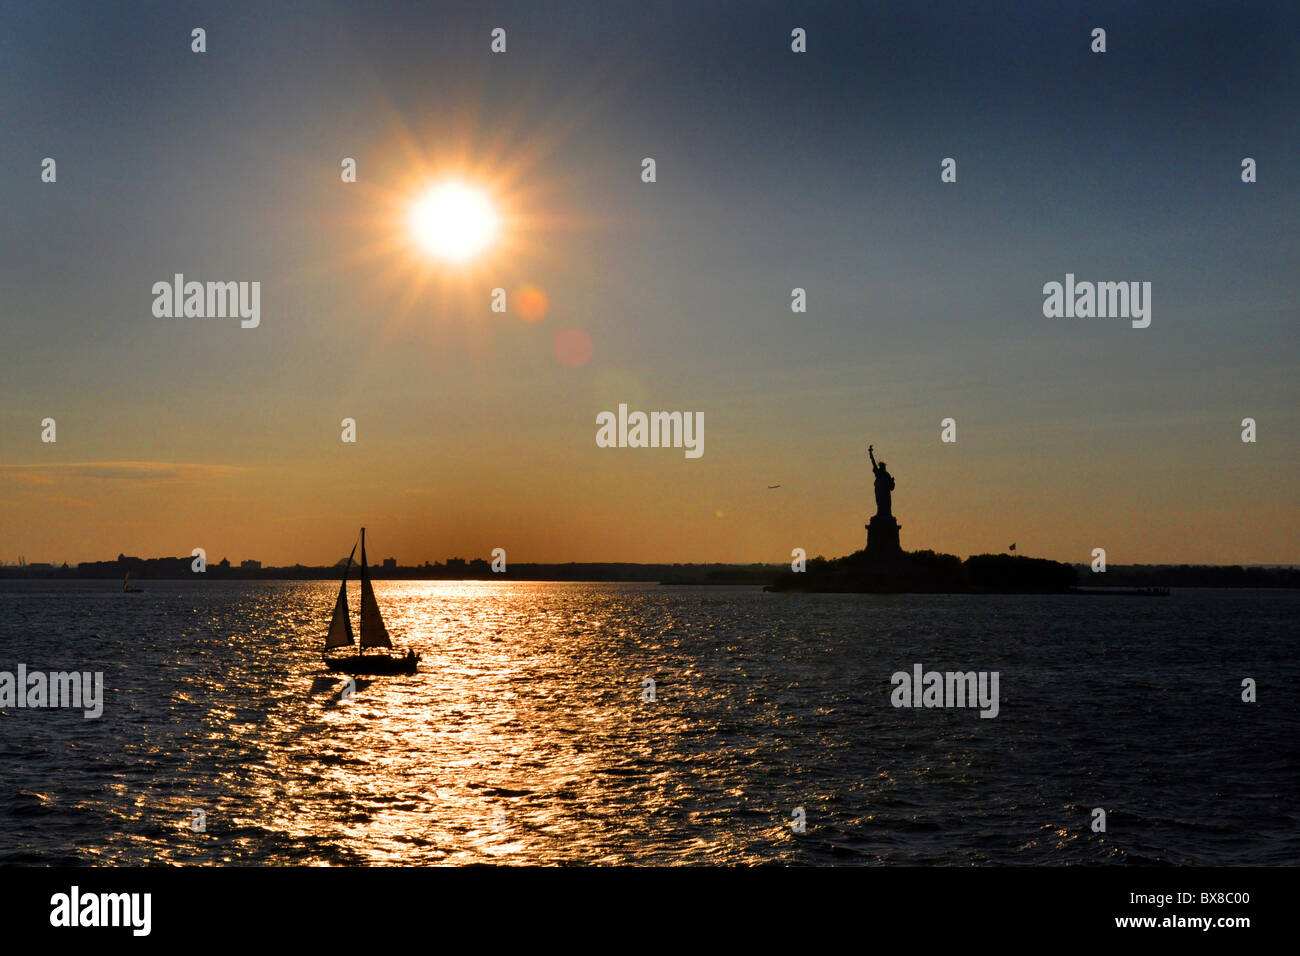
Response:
[240, 560, 262, 571]
[219, 558, 231, 569]
[382, 557, 397, 571]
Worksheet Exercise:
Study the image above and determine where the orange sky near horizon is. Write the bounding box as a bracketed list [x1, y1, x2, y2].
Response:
[3, 401, 1295, 568]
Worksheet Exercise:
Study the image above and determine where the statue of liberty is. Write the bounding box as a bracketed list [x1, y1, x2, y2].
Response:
[868, 444, 894, 518]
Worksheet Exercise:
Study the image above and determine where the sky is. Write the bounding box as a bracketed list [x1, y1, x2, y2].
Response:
[1, 0, 1297, 567]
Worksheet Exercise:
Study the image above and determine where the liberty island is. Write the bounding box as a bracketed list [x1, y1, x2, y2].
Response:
[766, 444, 1077, 594]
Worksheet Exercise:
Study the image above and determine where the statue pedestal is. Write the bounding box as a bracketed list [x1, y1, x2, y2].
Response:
[866, 514, 902, 557]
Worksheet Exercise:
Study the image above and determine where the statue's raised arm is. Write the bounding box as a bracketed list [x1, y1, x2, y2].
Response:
[868, 444, 878, 472]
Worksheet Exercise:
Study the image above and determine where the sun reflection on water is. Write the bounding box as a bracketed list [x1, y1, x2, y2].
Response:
[240, 581, 685, 865]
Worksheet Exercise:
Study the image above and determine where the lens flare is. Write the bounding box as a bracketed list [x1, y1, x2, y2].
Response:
[553, 327, 592, 367]
[515, 284, 549, 322]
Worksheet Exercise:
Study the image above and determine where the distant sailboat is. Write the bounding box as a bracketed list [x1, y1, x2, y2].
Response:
[122, 571, 142, 593]
[323, 528, 419, 675]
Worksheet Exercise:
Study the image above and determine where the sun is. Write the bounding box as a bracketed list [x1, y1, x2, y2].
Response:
[410, 182, 499, 262]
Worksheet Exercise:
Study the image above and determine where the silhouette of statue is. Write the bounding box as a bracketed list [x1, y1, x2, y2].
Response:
[868, 444, 894, 518]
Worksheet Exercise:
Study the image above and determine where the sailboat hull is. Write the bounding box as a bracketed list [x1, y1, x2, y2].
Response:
[324, 654, 419, 676]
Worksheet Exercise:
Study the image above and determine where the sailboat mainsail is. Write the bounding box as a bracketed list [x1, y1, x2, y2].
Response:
[324, 543, 358, 650]
[358, 527, 392, 649]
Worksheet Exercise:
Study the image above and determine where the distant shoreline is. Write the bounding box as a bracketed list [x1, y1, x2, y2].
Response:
[1, 558, 1296, 589]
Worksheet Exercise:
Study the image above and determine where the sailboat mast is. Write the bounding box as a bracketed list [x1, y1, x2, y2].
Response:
[359, 527, 365, 656]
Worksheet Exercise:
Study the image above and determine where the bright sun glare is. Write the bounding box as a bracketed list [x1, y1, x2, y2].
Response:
[410, 182, 498, 262]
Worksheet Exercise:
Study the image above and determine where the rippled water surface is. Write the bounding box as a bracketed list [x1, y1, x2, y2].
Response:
[1, 581, 1295, 865]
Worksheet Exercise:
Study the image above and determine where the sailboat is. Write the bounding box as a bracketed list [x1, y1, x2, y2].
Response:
[323, 528, 419, 675]
[122, 571, 142, 593]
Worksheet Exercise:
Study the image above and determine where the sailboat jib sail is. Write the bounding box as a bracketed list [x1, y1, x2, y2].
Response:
[324, 542, 358, 650]
[324, 578, 354, 649]
[358, 528, 393, 649]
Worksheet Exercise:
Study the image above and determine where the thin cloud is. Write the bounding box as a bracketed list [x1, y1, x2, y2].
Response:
[0, 462, 244, 486]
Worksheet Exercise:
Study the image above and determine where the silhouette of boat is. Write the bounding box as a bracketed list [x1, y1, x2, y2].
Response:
[122, 572, 143, 593]
[323, 528, 419, 675]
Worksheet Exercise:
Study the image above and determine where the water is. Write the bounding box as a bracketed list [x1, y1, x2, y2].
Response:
[0, 580, 1295, 865]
